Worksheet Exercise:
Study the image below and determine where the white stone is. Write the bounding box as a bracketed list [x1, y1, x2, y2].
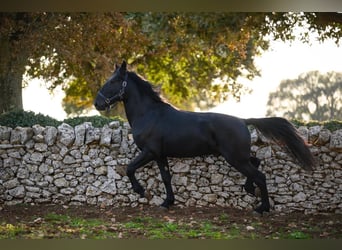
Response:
[172, 161, 190, 173]
[3, 178, 20, 189]
[330, 129, 342, 152]
[74, 123, 87, 146]
[8, 185, 25, 198]
[86, 185, 102, 196]
[293, 192, 307, 202]
[211, 174, 223, 185]
[44, 126, 58, 146]
[54, 178, 69, 188]
[100, 126, 112, 146]
[256, 146, 272, 159]
[58, 123, 75, 147]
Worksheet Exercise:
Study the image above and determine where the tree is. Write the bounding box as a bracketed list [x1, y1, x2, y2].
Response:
[266, 71, 342, 121]
[0, 13, 146, 115]
[1, 12, 342, 116]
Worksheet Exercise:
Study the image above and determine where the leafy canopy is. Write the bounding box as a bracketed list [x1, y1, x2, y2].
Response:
[1, 12, 341, 115]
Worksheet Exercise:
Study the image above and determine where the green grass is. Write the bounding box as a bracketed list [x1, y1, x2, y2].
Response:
[0, 213, 340, 239]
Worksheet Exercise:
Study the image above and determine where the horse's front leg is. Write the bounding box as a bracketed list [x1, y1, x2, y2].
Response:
[126, 150, 154, 198]
[156, 158, 175, 209]
[243, 157, 261, 196]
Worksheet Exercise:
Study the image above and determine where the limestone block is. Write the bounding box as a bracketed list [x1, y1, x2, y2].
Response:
[330, 129, 342, 152]
[58, 123, 75, 147]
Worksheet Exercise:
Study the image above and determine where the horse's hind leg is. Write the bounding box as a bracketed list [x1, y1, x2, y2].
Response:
[156, 158, 175, 209]
[244, 156, 261, 196]
[227, 156, 270, 214]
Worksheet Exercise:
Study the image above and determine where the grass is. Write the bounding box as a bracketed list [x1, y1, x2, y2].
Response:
[0, 212, 339, 239]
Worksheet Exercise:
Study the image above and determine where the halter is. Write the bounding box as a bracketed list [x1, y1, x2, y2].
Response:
[98, 74, 128, 110]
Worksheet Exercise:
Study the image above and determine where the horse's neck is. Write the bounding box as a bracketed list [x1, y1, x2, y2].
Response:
[123, 84, 157, 126]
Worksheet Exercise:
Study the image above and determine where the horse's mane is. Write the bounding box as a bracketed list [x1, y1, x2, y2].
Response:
[128, 71, 171, 106]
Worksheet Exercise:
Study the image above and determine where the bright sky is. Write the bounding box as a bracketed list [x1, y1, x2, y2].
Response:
[210, 37, 342, 118]
[23, 34, 342, 121]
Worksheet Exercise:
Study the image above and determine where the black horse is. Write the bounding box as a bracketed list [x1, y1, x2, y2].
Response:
[94, 61, 314, 214]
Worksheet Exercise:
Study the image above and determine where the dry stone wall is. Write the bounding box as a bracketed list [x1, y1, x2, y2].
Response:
[0, 121, 341, 214]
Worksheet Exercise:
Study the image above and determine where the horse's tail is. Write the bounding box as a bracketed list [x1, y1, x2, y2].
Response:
[245, 117, 314, 171]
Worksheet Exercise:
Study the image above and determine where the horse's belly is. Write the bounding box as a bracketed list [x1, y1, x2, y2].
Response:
[164, 139, 217, 158]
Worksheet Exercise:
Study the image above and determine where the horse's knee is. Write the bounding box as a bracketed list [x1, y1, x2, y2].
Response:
[250, 156, 260, 168]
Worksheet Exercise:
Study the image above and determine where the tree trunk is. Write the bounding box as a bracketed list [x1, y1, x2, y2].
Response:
[0, 37, 27, 113]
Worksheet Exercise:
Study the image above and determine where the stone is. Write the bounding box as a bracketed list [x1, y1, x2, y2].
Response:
[298, 126, 309, 142]
[17, 168, 29, 179]
[100, 126, 113, 146]
[172, 161, 190, 173]
[34, 143, 48, 152]
[249, 128, 258, 143]
[95, 166, 107, 175]
[19, 127, 34, 144]
[203, 194, 217, 203]
[8, 185, 25, 198]
[54, 178, 69, 188]
[38, 164, 54, 175]
[256, 146, 272, 159]
[58, 123, 75, 147]
[85, 126, 101, 144]
[60, 188, 76, 195]
[30, 152, 44, 163]
[26, 186, 40, 193]
[109, 121, 121, 129]
[63, 155, 76, 165]
[197, 177, 209, 187]
[329, 129, 342, 152]
[101, 181, 117, 195]
[293, 192, 307, 202]
[171, 175, 187, 186]
[315, 129, 331, 145]
[8, 151, 21, 159]
[0, 126, 12, 141]
[149, 195, 164, 206]
[275, 176, 286, 184]
[74, 123, 87, 146]
[3, 178, 20, 189]
[308, 125, 321, 143]
[91, 158, 104, 168]
[44, 126, 58, 146]
[86, 185, 102, 197]
[112, 129, 122, 144]
[107, 166, 121, 180]
[71, 195, 86, 202]
[210, 174, 223, 185]
[10, 127, 22, 144]
[26, 192, 41, 199]
[274, 195, 292, 204]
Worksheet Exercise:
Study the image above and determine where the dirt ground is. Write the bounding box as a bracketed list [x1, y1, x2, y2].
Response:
[0, 204, 341, 239]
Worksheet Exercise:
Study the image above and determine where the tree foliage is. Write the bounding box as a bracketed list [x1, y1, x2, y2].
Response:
[1, 12, 342, 116]
[266, 71, 342, 121]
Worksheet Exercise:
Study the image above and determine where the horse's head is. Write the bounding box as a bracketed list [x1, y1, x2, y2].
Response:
[94, 60, 128, 111]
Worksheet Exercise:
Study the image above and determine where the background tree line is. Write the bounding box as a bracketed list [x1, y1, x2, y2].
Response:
[267, 71, 342, 121]
[1, 12, 341, 117]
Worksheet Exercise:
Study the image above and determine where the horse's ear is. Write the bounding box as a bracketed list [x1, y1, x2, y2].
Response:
[115, 64, 119, 71]
[119, 60, 127, 75]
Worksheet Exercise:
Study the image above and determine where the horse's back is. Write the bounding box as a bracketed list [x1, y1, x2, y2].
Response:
[153, 108, 251, 158]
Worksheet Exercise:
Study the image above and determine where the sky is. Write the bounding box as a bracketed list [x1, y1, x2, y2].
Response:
[23, 35, 342, 121]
